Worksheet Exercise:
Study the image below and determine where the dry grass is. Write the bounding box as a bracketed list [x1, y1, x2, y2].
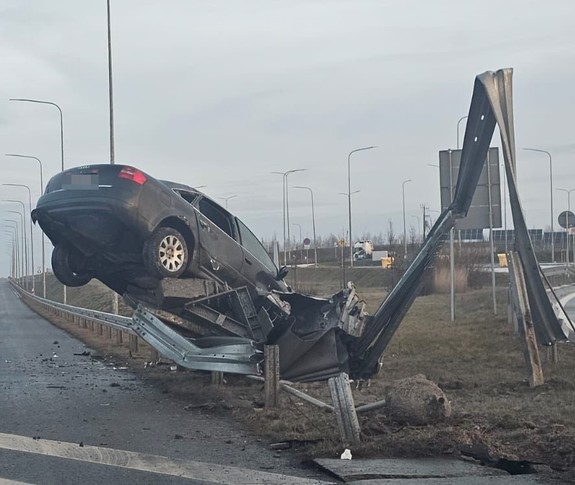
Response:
[25, 272, 575, 480]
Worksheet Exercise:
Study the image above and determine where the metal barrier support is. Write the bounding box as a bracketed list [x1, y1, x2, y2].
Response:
[264, 345, 280, 408]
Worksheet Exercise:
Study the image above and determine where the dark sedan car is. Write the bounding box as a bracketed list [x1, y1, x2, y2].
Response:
[32, 164, 289, 296]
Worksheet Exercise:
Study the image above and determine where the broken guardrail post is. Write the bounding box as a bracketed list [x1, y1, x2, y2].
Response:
[328, 372, 361, 446]
[508, 251, 544, 386]
[264, 345, 280, 408]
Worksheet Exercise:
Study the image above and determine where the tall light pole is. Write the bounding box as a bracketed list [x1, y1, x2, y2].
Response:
[402, 179, 412, 257]
[3, 185, 35, 294]
[10, 99, 64, 172]
[3, 225, 20, 280]
[272, 169, 306, 265]
[4, 213, 27, 288]
[457, 116, 468, 149]
[217, 195, 237, 209]
[11, 97, 66, 301]
[348, 146, 376, 267]
[6, 154, 46, 297]
[107, 0, 115, 164]
[557, 188, 575, 267]
[293, 185, 317, 265]
[2, 232, 18, 278]
[524, 148, 554, 261]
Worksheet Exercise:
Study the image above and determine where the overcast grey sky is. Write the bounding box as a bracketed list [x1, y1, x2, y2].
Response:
[1, 0, 574, 275]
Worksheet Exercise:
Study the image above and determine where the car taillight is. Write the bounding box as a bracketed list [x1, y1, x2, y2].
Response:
[118, 166, 147, 185]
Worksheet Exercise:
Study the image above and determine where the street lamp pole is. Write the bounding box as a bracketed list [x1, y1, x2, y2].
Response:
[4, 211, 27, 289]
[6, 154, 46, 297]
[293, 185, 318, 265]
[2, 231, 17, 278]
[10, 99, 64, 172]
[272, 169, 306, 265]
[3, 225, 19, 280]
[557, 188, 575, 267]
[107, 0, 115, 164]
[10, 97, 66, 301]
[3, 184, 35, 294]
[524, 148, 554, 261]
[348, 146, 376, 268]
[457, 116, 468, 150]
[402, 179, 412, 257]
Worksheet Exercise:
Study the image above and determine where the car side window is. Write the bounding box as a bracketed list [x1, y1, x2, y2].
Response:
[198, 197, 235, 238]
[174, 189, 198, 205]
[236, 218, 277, 274]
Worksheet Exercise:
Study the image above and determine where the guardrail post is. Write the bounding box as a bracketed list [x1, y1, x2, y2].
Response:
[106, 325, 112, 340]
[508, 251, 544, 386]
[150, 348, 159, 362]
[328, 372, 361, 446]
[264, 345, 280, 408]
[211, 371, 224, 385]
[115, 329, 123, 345]
[129, 334, 139, 353]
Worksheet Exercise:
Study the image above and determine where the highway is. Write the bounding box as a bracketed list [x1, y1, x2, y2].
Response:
[0, 279, 329, 485]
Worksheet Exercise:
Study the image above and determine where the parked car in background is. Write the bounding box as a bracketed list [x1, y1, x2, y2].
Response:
[32, 164, 289, 296]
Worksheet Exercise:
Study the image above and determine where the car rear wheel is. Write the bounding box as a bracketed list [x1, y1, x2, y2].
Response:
[143, 227, 189, 278]
[51, 244, 92, 287]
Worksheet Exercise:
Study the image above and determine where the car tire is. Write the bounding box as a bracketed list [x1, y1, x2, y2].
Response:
[51, 244, 92, 287]
[143, 227, 189, 278]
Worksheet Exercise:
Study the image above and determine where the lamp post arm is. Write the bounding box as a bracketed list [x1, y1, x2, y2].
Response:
[10, 98, 64, 171]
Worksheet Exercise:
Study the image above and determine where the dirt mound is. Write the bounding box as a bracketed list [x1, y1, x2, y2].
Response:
[384, 374, 451, 425]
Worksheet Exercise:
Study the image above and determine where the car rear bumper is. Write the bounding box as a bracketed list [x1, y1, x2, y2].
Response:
[33, 193, 142, 253]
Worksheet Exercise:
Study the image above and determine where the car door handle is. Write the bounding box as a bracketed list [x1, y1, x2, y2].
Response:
[199, 219, 209, 230]
[244, 258, 252, 265]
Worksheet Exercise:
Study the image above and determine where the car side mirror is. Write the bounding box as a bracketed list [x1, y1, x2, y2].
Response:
[276, 265, 289, 280]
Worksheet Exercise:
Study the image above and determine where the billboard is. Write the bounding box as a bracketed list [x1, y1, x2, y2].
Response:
[438, 147, 502, 230]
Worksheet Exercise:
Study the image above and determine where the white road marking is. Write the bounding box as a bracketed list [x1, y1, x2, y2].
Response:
[0, 479, 33, 485]
[0, 432, 329, 485]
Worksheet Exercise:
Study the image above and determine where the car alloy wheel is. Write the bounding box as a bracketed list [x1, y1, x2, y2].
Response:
[143, 226, 189, 279]
[159, 234, 185, 273]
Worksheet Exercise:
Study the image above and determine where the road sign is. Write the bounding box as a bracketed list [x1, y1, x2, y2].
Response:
[303, 237, 311, 249]
[558, 211, 575, 229]
[438, 147, 502, 230]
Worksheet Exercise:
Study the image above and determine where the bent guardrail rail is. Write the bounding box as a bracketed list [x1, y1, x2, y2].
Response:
[10, 281, 263, 375]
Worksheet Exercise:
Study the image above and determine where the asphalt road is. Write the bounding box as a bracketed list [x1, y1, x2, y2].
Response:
[0, 279, 330, 485]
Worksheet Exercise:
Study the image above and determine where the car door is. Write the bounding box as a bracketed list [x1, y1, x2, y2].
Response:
[235, 217, 284, 291]
[195, 197, 244, 287]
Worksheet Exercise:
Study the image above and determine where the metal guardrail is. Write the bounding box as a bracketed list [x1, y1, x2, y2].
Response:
[10, 280, 135, 335]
